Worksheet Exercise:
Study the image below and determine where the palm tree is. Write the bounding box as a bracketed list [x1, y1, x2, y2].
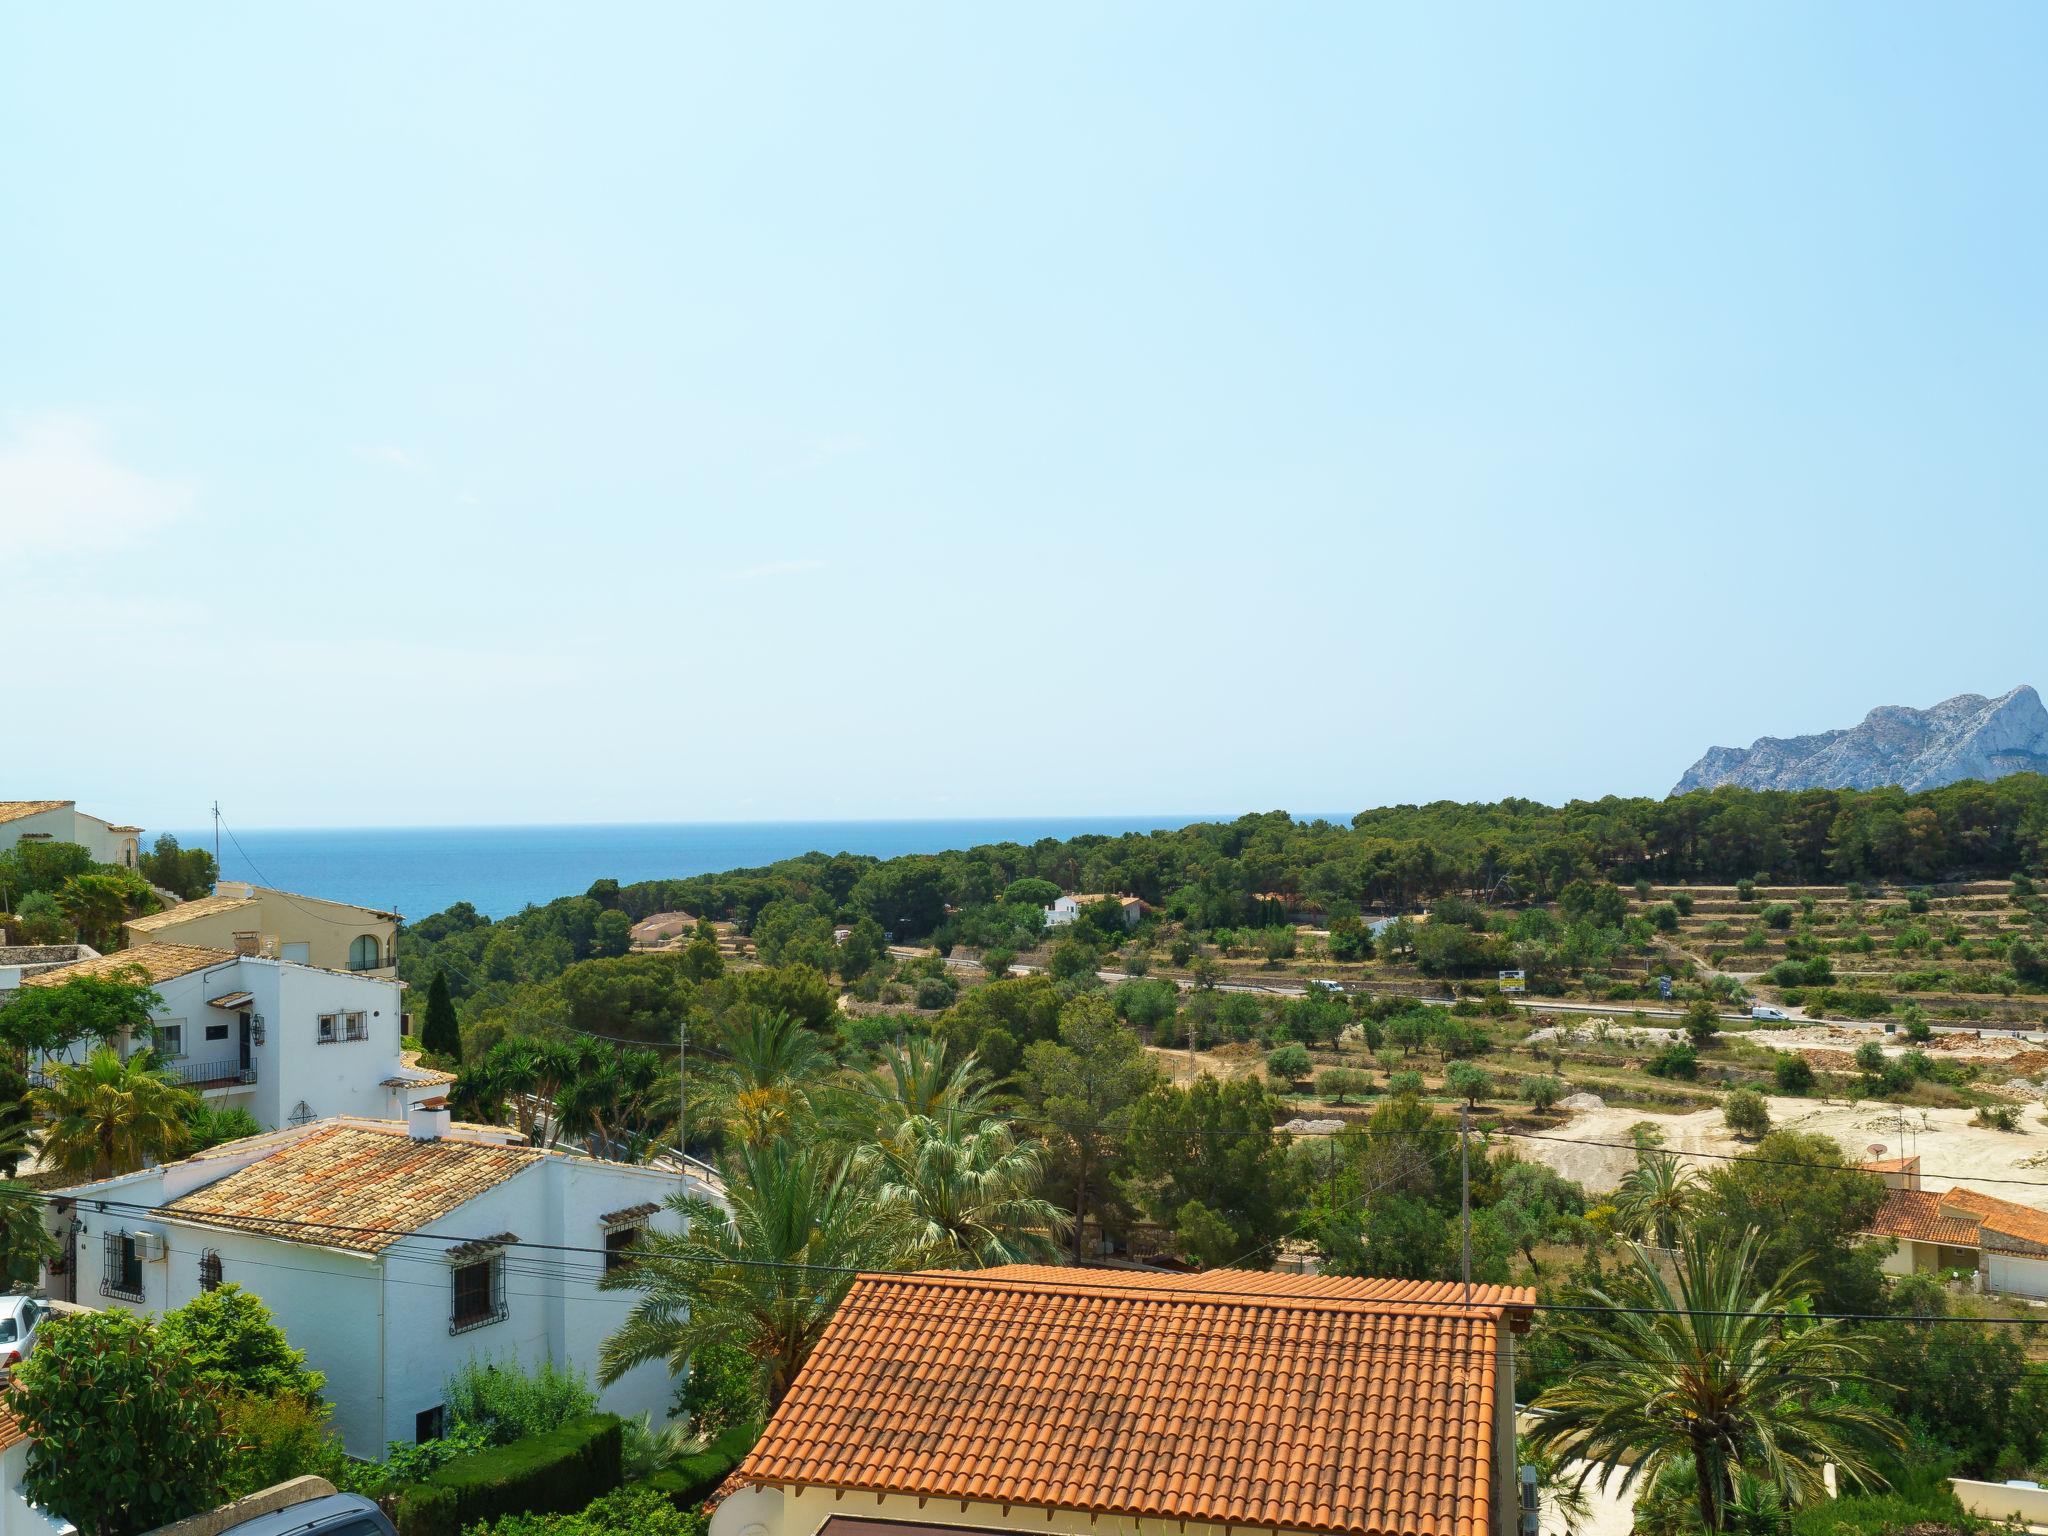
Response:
[0, 1179, 59, 1289]
[1612, 1150, 1700, 1248]
[1526, 1230, 1902, 1533]
[866, 1115, 1070, 1267]
[820, 1036, 995, 1148]
[702, 1009, 835, 1149]
[30, 1046, 197, 1181]
[598, 1138, 910, 1413]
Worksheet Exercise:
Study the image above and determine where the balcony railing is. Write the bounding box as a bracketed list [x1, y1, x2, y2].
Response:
[161, 1058, 256, 1088]
[348, 957, 394, 972]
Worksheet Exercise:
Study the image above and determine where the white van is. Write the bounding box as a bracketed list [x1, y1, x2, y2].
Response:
[1751, 1004, 1788, 1022]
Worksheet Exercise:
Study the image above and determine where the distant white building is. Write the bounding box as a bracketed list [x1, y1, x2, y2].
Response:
[0, 801, 141, 871]
[18, 944, 449, 1130]
[1042, 894, 1143, 931]
[47, 1109, 710, 1456]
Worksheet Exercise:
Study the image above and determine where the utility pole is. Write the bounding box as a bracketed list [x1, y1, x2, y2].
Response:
[1459, 1101, 1472, 1304]
[677, 1018, 688, 1178]
[212, 801, 221, 872]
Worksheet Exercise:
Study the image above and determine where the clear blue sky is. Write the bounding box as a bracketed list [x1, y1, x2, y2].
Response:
[7, 5, 2045, 829]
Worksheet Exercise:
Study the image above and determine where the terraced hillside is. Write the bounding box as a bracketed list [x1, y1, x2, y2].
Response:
[1634, 878, 2048, 1027]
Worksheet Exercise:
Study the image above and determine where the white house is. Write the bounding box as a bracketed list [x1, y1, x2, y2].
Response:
[47, 1108, 710, 1457]
[0, 803, 142, 871]
[1041, 894, 1143, 931]
[18, 945, 450, 1131]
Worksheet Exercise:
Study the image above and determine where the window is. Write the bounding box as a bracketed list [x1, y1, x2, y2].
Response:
[101, 1231, 143, 1302]
[205, 1020, 229, 1043]
[157, 1022, 185, 1059]
[345, 1011, 369, 1041]
[416, 1406, 446, 1444]
[318, 1014, 337, 1043]
[449, 1254, 505, 1334]
[199, 1250, 223, 1292]
[603, 1226, 641, 1274]
[349, 935, 383, 971]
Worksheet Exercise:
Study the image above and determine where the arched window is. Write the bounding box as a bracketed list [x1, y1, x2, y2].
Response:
[199, 1250, 223, 1292]
[349, 935, 382, 971]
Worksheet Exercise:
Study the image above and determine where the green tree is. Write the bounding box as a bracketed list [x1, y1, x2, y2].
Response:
[1520, 1074, 1564, 1113]
[0, 972, 162, 1062]
[1722, 1088, 1770, 1140]
[55, 872, 156, 951]
[1772, 1053, 1815, 1094]
[1696, 1131, 1889, 1313]
[837, 916, 886, 981]
[701, 1008, 836, 1149]
[598, 1139, 910, 1412]
[29, 1047, 197, 1180]
[6, 1309, 229, 1536]
[421, 970, 462, 1061]
[156, 1285, 325, 1401]
[0, 1180, 59, 1289]
[1681, 999, 1719, 1049]
[1317, 1068, 1372, 1104]
[1017, 998, 1160, 1260]
[1266, 1043, 1312, 1083]
[1445, 1061, 1491, 1108]
[137, 835, 219, 901]
[1121, 1076, 1296, 1267]
[1527, 1230, 1902, 1533]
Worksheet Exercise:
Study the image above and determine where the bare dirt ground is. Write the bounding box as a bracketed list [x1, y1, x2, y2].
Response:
[1146, 1042, 1264, 1086]
[1523, 1096, 2048, 1206]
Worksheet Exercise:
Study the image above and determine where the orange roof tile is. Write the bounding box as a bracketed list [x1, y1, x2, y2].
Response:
[124, 893, 261, 932]
[0, 1404, 23, 1454]
[1940, 1189, 2048, 1251]
[739, 1266, 1530, 1536]
[20, 943, 236, 988]
[1865, 1189, 1983, 1248]
[160, 1123, 544, 1253]
[1858, 1156, 1917, 1174]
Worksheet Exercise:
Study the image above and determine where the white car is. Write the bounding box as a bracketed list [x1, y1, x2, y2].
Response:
[0, 1296, 49, 1374]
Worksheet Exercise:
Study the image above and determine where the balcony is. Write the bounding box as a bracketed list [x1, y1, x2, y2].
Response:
[162, 1058, 256, 1088]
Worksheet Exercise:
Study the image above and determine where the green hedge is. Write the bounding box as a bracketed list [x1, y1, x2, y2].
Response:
[396, 1414, 623, 1536]
[638, 1422, 760, 1511]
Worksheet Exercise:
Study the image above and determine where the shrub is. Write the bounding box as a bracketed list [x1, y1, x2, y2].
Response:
[1975, 1104, 2023, 1133]
[913, 975, 957, 1011]
[1167, 937, 1196, 967]
[445, 1358, 598, 1447]
[1387, 1070, 1425, 1097]
[1634, 878, 1653, 900]
[468, 1485, 705, 1536]
[637, 1421, 760, 1511]
[157, 1284, 325, 1402]
[1735, 879, 1756, 902]
[1645, 1043, 1698, 1080]
[1761, 904, 1793, 931]
[1648, 904, 1678, 933]
[1765, 957, 1835, 988]
[677, 1342, 759, 1440]
[1671, 892, 1695, 917]
[1901, 1006, 1932, 1043]
[979, 947, 1013, 981]
[1266, 1044, 1312, 1084]
[1315, 1068, 1372, 1104]
[219, 1393, 350, 1501]
[394, 1414, 622, 1536]
[1680, 1000, 1718, 1049]
[1723, 1087, 1771, 1139]
[1772, 1053, 1815, 1094]
[1907, 888, 1932, 914]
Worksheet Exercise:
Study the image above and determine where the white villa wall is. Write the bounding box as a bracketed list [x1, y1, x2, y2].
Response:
[1985, 1250, 2048, 1299]
[1, 1435, 71, 1536]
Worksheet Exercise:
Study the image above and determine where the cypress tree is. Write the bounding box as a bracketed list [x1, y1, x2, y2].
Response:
[421, 971, 462, 1062]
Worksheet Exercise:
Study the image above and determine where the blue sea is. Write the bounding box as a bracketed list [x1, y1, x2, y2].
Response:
[162, 817, 1218, 922]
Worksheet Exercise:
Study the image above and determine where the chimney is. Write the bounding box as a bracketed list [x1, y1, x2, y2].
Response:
[409, 1097, 452, 1141]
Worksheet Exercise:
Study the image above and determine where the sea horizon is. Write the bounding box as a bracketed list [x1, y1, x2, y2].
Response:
[155, 813, 1307, 923]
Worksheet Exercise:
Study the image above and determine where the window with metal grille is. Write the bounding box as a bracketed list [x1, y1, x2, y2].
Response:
[317, 1014, 337, 1043]
[199, 1250, 223, 1292]
[101, 1231, 143, 1301]
[344, 1011, 368, 1041]
[449, 1254, 506, 1334]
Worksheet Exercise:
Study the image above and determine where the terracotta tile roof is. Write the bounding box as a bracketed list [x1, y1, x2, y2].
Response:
[20, 943, 236, 988]
[0, 801, 70, 825]
[159, 1124, 544, 1253]
[739, 1266, 1530, 1536]
[396, 1051, 460, 1086]
[1859, 1156, 1917, 1174]
[0, 1404, 23, 1453]
[124, 894, 260, 932]
[1866, 1189, 1983, 1248]
[1941, 1189, 2048, 1251]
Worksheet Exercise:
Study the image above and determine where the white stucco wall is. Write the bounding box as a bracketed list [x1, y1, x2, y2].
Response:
[0, 807, 136, 870]
[1986, 1250, 2048, 1299]
[1, 1436, 72, 1536]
